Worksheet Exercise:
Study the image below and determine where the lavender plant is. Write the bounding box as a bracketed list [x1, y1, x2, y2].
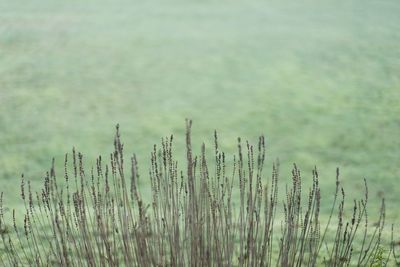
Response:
[0, 120, 396, 266]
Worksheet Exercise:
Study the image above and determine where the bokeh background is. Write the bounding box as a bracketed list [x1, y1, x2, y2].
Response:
[1, 0, 399, 222]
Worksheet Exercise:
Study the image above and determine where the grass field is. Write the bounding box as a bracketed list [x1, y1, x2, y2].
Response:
[1, 0, 399, 231]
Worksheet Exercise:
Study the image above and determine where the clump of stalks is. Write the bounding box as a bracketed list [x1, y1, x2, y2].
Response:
[0, 120, 396, 266]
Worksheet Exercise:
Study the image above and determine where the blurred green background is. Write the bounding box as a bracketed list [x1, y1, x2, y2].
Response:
[0, 0, 399, 223]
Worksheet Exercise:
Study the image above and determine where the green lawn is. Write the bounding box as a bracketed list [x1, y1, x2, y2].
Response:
[0, 0, 399, 229]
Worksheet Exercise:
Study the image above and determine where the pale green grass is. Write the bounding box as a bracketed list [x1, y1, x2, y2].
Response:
[0, 0, 399, 231]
